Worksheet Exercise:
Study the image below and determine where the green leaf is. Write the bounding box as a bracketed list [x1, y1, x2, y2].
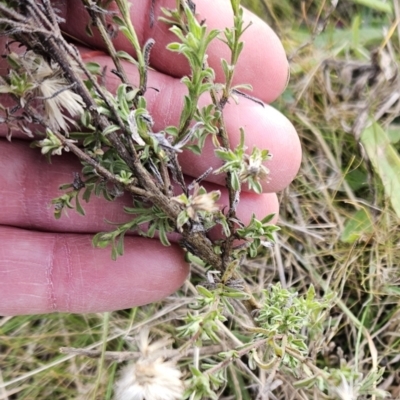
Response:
[82, 135, 95, 147]
[80, 110, 92, 128]
[217, 215, 230, 237]
[230, 0, 240, 15]
[166, 42, 182, 52]
[112, 15, 125, 26]
[387, 125, 400, 144]
[92, 232, 112, 248]
[230, 171, 240, 191]
[59, 183, 73, 191]
[185, 252, 207, 267]
[349, 0, 392, 13]
[169, 25, 186, 42]
[220, 296, 235, 315]
[232, 83, 253, 92]
[115, 50, 138, 65]
[82, 185, 94, 202]
[340, 208, 374, 243]
[180, 95, 193, 128]
[85, 23, 94, 37]
[116, 234, 125, 257]
[158, 224, 171, 246]
[361, 122, 400, 218]
[345, 168, 368, 191]
[102, 124, 120, 136]
[74, 194, 86, 216]
[205, 29, 220, 46]
[214, 148, 236, 162]
[85, 61, 101, 75]
[261, 214, 275, 224]
[197, 285, 214, 298]
[177, 210, 189, 229]
[221, 288, 250, 300]
[306, 285, 316, 302]
[111, 244, 118, 261]
[6, 53, 21, 70]
[184, 5, 202, 39]
[119, 26, 135, 44]
[185, 144, 202, 155]
[249, 179, 262, 194]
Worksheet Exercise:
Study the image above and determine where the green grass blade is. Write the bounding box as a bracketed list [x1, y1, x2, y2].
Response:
[349, 0, 393, 13]
[340, 208, 374, 243]
[361, 122, 400, 218]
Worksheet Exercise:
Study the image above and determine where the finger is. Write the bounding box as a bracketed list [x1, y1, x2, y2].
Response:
[57, 0, 289, 103]
[0, 139, 279, 233]
[0, 226, 189, 315]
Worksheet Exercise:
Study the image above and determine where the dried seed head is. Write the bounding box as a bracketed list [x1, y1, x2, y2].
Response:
[172, 183, 221, 221]
[189, 184, 220, 218]
[114, 359, 184, 400]
[6, 51, 85, 132]
[114, 329, 184, 400]
[333, 375, 359, 400]
[240, 150, 270, 182]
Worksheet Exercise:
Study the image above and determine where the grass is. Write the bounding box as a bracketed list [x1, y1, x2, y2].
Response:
[2, 0, 400, 398]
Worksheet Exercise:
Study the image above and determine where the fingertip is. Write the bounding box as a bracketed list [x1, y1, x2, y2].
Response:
[224, 100, 301, 193]
[179, 100, 301, 194]
[237, 192, 279, 225]
[194, 1, 289, 103]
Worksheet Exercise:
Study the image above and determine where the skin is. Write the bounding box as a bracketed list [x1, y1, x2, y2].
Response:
[0, 0, 301, 315]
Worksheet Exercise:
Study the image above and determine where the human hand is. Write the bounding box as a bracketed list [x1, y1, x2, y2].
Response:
[0, 0, 301, 315]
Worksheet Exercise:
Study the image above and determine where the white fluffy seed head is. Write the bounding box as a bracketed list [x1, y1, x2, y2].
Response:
[113, 329, 184, 400]
[114, 358, 184, 400]
[18, 51, 85, 132]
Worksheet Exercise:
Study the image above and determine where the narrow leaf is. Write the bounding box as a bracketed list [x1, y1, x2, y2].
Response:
[361, 122, 400, 218]
[127, 111, 145, 145]
[340, 208, 374, 243]
[349, 0, 392, 13]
